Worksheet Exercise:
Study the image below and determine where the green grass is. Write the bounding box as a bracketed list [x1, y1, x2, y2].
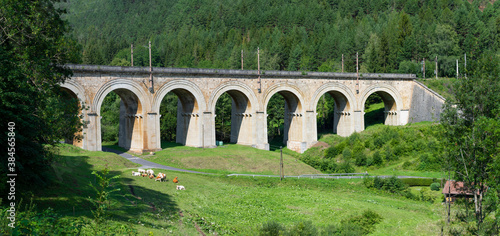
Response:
[31, 144, 445, 235]
[364, 102, 385, 129]
[143, 143, 320, 175]
[419, 77, 457, 102]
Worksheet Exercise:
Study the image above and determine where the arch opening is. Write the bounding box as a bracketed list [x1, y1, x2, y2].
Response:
[363, 91, 397, 129]
[266, 91, 302, 151]
[315, 90, 353, 138]
[59, 88, 83, 147]
[214, 90, 252, 145]
[100, 89, 143, 152]
[159, 88, 199, 148]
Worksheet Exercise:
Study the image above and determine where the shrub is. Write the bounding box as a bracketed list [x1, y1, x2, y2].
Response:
[338, 162, 355, 173]
[342, 148, 352, 160]
[341, 209, 383, 235]
[259, 221, 285, 236]
[372, 151, 383, 166]
[355, 152, 367, 166]
[402, 160, 412, 169]
[419, 188, 435, 203]
[430, 183, 440, 191]
[287, 220, 318, 236]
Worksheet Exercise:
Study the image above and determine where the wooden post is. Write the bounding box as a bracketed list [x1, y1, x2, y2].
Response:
[435, 56, 438, 79]
[257, 47, 261, 93]
[342, 54, 344, 72]
[280, 146, 284, 181]
[131, 44, 134, 66]
[423, 58, 425, 79]
[456, 59, 459, 78]
[356, 52, 359, 94]
[149, 41, 154, 93]
[464, 53, 467, 78]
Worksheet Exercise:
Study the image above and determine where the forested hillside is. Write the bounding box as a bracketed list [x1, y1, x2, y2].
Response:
[62, 0, 499, 77]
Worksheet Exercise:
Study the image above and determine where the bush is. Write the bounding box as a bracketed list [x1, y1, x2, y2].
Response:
[355, 152, 367, 166]
[287, 220, 318, 236]
[419, 188, 435, 203]
[338, 162, 355, 173]
[342, 148, 352, 160]
[259, 221, 285, 236]
[430, 183, 440, 191]
[341, 209, 383, 235]
[372, 151, 383, 166]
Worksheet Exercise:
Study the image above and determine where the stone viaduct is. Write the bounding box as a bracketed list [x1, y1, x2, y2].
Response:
[62, 64, 445, 153]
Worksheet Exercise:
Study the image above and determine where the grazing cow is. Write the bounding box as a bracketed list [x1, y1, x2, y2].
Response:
[138, 168, 146, 173]
[173, 177, 178, 183]
[149, 174, 155, 179]
[132, 171, 140, 176]
[141, 173, 148, 177]
[176, 185, 185, 190]
[146, 169, 154, 175]
[155, 173, 166, 182]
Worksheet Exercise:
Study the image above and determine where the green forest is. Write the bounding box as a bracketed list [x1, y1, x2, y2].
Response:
[63, 0, 499, 76]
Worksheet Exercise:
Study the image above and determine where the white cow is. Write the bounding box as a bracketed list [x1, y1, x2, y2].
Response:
[146, 169, 154, 175]
[132, 171, 141, 176]
[155, 173, 166, 182]
[176, 185, 185, 190]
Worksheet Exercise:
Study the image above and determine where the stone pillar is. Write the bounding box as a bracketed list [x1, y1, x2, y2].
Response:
[400, 109, 409, 125]
[254, 111, 269, 150]
[202, 111, 216, 148]
[86, 112, 101, 151]
[286, 112, 306, 153]
[147, 112, 161, 152]
[336, 111, 354, 137]
[303, 110, 318, 150]
[353, 110, 364, 133]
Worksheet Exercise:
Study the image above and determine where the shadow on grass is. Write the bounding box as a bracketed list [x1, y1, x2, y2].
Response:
[161, 141, 183, 149]
[32, 151, 180, 230]
[364, 107, 384, 129]
[268, 134, 285, 152]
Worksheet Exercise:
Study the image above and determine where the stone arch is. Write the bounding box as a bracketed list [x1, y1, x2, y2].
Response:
[60, 80, 89, 149]
[60, 79, 90, 108]
[263, 83, 306, 152]
[208, 81, 259, 113]
[310, 82, 356, 137]
[153, 80, 206, 113]
[208, 81, 259, 146]
[153, 80, 207, 148]
[92, 79, 151, 153]
[359, 84, 403, 127]
[92, 79, 151, 114]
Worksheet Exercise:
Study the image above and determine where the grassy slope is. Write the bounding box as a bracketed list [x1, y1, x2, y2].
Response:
[30, 144, 447, 235]
[313, 121, 444, 178]
[112, 142, 321, 176]
[418, 77, 457, 102]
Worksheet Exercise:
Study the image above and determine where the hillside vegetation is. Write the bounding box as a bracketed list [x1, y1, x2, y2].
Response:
[62, 0, 499, 77]
[301, 122, 445, 178]
[1, 144, 445, 235]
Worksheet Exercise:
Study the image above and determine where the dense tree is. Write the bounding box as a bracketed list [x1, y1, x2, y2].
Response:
[0, 0, 80, 193]
[441, 53, 500, 234]
[62, 0, 499, 75]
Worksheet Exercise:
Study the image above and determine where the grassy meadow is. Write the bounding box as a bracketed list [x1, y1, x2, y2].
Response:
[11, 143, 451, 235]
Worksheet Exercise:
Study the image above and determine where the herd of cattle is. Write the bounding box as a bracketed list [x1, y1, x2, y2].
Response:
[132, 168, 185, 190]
